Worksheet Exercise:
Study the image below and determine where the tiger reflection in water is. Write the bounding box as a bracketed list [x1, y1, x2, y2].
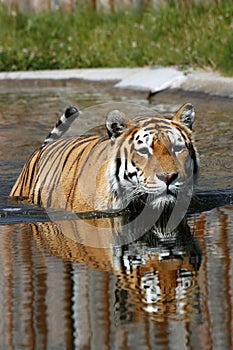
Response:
[31, 214, 202, 323]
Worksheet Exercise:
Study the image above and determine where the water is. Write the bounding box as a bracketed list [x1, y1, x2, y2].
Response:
[0, 83, 232, 349]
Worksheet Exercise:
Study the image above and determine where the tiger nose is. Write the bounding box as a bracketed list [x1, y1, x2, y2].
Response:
[157, 172, 178, 185]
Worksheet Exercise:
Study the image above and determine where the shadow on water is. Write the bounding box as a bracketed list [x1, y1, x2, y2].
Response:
[0, 84, 233, 349]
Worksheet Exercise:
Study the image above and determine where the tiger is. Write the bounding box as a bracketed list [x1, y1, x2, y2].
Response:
[10, 103, 199, 213]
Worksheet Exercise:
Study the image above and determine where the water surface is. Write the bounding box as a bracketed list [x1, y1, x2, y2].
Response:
[0, 83, 232, 349]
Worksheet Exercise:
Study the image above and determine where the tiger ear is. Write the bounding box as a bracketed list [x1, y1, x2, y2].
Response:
[173, 103, 195, 130]
[106, 110, 129, 139]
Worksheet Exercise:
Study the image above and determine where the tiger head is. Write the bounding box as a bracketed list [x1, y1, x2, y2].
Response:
[106, 103, 199, 210]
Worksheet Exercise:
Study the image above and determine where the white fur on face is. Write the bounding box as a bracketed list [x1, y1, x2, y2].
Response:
[134, 129, 154, 158]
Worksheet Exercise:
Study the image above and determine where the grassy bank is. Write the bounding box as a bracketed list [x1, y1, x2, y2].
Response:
[0, 1, 232, 75]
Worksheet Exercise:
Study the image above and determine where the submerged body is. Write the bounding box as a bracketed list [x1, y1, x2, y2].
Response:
[10, 103, 199, 212]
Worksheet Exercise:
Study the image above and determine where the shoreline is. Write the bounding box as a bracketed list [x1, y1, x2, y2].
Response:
[0, 67, 233, 98]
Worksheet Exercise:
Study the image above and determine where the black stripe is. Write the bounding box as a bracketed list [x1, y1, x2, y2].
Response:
[178, 129, 189, 143]
[128, 171, 137, 179]
[65, 148, 87, 205]
[123, 147, 128, 180]
[17, 167, 28, 196]
[18, 168, 28, 197]
[56, 118, 63, 127]
[140, 119, 170, 128]
[143, 125, 172, 132]
[28, 150, 43, 192]
[115, 150, 121, 182]
[37, 188, 42, 205]
[189, 143, 199, 175]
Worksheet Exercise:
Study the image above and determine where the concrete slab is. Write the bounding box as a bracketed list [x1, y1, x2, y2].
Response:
[115, 67, 187, 92]
[181, 69, 233, 98]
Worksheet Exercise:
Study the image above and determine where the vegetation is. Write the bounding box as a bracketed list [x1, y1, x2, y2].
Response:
[0, 1, 232, 75]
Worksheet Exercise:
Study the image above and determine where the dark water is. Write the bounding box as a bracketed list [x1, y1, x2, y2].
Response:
[0, 83, 233, 349]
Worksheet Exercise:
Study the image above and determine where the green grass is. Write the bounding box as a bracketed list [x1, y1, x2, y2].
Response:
[0, 1, 232, 75]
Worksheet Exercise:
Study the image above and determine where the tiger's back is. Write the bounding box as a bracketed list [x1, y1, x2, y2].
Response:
[11, 134, 109, 209]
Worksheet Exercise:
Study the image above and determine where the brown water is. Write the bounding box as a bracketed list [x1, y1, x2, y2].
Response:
[0, 83, 232, 349]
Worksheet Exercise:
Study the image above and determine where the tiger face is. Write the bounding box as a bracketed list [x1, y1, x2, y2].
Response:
[107, 103, 199, 210]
